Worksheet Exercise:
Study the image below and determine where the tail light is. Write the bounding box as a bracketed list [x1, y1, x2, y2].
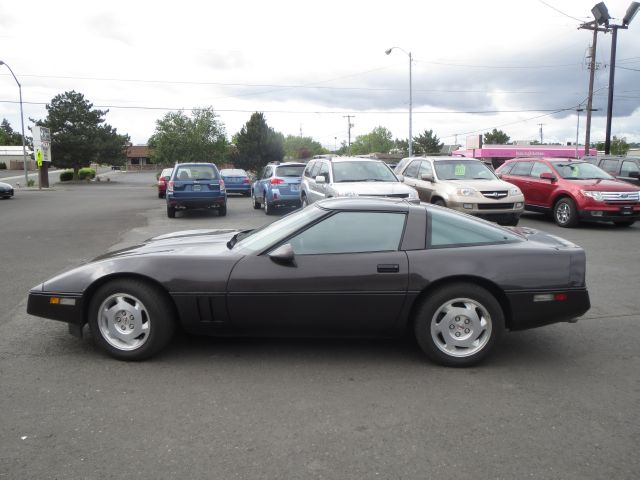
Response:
[220, 179, 225, 190]
[168, 181, 174, 192]
[243, 178, 251, 184]
[158, 178, 166, 185]
[271, 178, 285, 185]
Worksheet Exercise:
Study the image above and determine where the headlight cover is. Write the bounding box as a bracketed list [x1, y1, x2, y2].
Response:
[456, 187, 477, 197]
[582, 190, 604, 201]
[509, 187, 521, 196]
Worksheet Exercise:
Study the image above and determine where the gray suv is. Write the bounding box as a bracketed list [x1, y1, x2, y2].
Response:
[300, 156, 419, 206]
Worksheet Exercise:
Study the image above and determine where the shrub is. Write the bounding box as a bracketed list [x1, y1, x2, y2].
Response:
[78, 168, 96, 180]
[0, 161, 6, 169]
[60, 170, 74, 181]
[27, 179, 35, 187]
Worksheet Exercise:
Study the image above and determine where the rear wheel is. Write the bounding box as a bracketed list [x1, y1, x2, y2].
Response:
[88, 279, 175, 361]
[252, 190, 261, 209]
[414, 283, 504, 367]
[167, 205, 176, 218]
[554, 197, 579, 227]
[218, 203, 227, 216]
[264, 192, 273, 215]
[301, 194, 309, 208]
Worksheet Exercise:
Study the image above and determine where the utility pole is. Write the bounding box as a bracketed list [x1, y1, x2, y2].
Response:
[343, 115, 355, 155]
[579, 21, 606, 155]
[538, 124, 544, 144]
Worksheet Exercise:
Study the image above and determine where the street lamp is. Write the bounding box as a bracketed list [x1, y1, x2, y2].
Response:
[385, 47, 413, 157]
[0, 60, 29, 186]
[592, 1, 640, 154]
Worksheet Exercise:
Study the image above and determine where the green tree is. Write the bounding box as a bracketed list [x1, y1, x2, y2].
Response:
[350, 126, 394, 155]
[148, 108, 227, 166]
[283, 135, 326, 160]
[596, 136, 629, 156]
[0, 118, 27, 146]
[234, 113, 284, 171]
[393, 138, 409, 155]
[33, 91, 129, 178]
[413, 129, 443, 155]
[483, 128, 510, 145]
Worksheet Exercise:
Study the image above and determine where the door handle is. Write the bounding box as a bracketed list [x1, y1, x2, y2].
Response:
[377, 264, 399, 273]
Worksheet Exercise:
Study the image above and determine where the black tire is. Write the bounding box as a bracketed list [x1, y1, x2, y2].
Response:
[218, 204, 227, 216]
[498, 215, 519, 227]
[88, 279, 175, 361]
[414, 283, 505, 367]
[613, 220, 635, 227]
[158, 192, 164, 199]
[301, 194, 309, 208]
[553, 197, 579, 228]
[264, 192, 273, 215]
[252, 190, 261, 209]
[167, 205, 176, 218]
[432, 198, 446, 207]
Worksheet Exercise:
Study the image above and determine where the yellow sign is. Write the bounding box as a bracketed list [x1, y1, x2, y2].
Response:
[36, 149, 43, 168]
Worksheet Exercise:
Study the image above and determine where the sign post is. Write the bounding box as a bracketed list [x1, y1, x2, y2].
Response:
[33, 126, 52, 188]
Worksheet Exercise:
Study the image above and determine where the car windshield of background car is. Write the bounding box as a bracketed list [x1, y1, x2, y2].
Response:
[233, 205, 326, 253]
[221, 169, 247, 176]
[276, 165, 305, 177]
[434, 160, 496, 180]
[552, 162, 613, 180]
[333, 161, 397, 182]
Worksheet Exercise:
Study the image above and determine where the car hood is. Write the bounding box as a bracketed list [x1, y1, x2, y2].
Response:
[332, 181, 416, 195]
[567, 178, 640, 191]
[439, 179, 515, 191]
[93, 229, 240, 261]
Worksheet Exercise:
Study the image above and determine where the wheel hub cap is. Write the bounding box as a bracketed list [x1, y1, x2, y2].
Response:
[431, 298, 492, 358]
[97, 294, 151, 351]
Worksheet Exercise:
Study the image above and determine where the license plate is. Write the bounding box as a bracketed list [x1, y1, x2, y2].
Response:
[290, 185, 299, 192]
[193, 184, 201, 191]
[620, 206, 632, 214]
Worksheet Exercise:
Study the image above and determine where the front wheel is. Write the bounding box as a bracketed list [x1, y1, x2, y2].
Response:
[414, 283, 505, 367]
[88, 279, 175, 361]
[554, 198, 579, 227]
[432, 198, 446, 207]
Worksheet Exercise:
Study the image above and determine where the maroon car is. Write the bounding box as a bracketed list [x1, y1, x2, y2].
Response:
[496, 157, 640, 227]
[157, 167, 173, 198]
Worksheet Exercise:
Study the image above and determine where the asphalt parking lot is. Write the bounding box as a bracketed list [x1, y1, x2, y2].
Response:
[1, 170, 638, 479]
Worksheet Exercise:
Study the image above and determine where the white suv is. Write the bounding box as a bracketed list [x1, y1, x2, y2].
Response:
[300, 156, 419, 206]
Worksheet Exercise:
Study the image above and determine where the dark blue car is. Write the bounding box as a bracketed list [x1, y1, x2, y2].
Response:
[251, 162, 306, 215]
[220, 168, 252, 196]
[166, 163, 227, 218]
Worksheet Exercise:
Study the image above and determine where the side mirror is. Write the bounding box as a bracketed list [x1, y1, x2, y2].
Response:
[315, 175, 326, 184]
[496, 173, 503, 179]
[540, 172, 557, 182]
[420, 173, 434, 182]
[395, 174, 404, 182]
[268, 243, 296, 265]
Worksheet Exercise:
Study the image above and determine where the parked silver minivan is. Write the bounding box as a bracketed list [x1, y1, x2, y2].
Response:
[397, 156, 524, 225]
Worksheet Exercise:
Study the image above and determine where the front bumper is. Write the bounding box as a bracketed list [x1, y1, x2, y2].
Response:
[27, 291, 85, 326]
[578, 204, 640, 222]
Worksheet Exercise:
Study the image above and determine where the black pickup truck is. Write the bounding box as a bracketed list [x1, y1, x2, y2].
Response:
[583, 155, 640, 186]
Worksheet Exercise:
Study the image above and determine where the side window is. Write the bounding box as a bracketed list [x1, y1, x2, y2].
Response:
[509, 161, 534, 177]
[304, 161, 316, 178]
[498, 162, 514, 175]
[530, 162, 553, 178]
[601, 159, 619, 174]
[288, 212, 406, 254]
[621, 160, 639, 177]
[429, 207, 522, 247]
[418, 161, 433, 178]
[403, 160, 421, 178]
[317, 162, 330, 182]
[260, 167, 271, 180]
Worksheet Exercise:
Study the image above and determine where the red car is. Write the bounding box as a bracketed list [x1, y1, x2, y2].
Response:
[496, 157, 640, 227]
[157, 168, 173, 198]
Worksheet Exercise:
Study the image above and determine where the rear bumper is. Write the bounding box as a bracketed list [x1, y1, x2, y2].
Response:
[167, 194, 227, 209]
[505, 287, 590, 331]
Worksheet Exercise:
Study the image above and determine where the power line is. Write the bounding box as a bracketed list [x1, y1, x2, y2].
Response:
[537, 0, 589, 23]
[413, 59, 581, 69]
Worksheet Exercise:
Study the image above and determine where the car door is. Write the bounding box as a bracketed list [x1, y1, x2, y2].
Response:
[527, 161, 557, 207]
[619, 160, 640, 186]
[227, 211, 409, 335]
[501, 161, 534, 205]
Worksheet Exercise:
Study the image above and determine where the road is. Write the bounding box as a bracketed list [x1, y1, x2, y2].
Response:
[1, 171, 639, 479]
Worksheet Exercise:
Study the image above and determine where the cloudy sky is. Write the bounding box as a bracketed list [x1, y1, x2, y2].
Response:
[1, 0, 639, 150]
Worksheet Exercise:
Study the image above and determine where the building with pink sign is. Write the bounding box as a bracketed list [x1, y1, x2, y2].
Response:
[453, 144, 598, 169]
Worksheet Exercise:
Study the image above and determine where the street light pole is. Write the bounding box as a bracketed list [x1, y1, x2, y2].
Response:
[0, 60, 29, 186]
[575, 108, 584, 158]
[385, 47, 413, 157]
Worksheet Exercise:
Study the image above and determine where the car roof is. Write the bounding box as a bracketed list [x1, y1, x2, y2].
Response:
[174, 162, 218, 167]
[315, 196, 413, 212]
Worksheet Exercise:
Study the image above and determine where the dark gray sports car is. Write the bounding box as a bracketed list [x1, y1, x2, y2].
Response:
[27, 197, 590, 366]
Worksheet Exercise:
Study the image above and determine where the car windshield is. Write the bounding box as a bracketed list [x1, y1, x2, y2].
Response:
[551, 162, 613, 180]
[220, 169, 247, 176]
[174, 165, 218, 181]
[434, 160, 497, 180]
[275, 165, 305, 177]
[232, 205, 326, 252]
[333, 161, 397, 183]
